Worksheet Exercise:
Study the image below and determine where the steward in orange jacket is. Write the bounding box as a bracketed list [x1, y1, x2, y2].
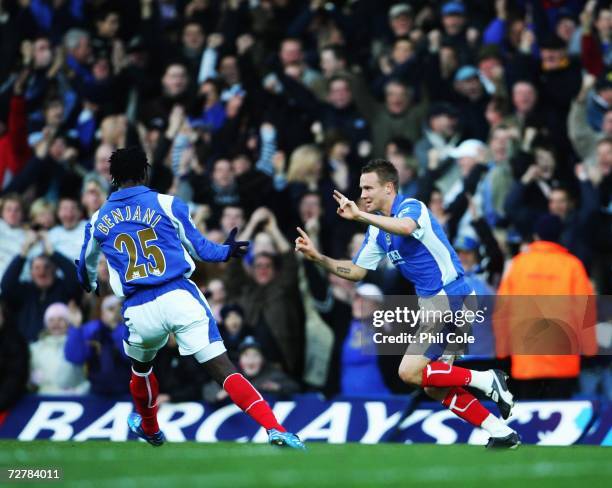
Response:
[495, 215, 597, 381]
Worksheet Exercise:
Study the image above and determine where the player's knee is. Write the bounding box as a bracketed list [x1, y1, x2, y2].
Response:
[398, 363, 422, 386]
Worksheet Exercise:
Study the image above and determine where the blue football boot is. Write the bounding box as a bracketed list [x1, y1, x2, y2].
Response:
[128, 412, 166, 447]
[267, 429, 306, 450]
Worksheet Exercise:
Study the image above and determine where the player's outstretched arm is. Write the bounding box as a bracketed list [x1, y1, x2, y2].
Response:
[295, 227, 367, 282]
[333, 190, 417, 236]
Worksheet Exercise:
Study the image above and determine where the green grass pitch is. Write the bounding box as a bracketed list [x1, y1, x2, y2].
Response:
[0, 441, 610, 487]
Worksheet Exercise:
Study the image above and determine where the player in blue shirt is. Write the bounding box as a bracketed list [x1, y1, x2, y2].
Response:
[295, 159, 519, 448]
[76, 147, 304, 450]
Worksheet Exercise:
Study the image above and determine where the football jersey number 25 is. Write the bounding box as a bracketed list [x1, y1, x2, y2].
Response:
[113, 228, 167, 281]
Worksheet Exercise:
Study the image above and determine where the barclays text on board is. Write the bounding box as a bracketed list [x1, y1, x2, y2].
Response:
[0, 395, 609, 446]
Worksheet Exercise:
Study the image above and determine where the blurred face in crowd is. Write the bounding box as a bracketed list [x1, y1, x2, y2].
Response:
[489, 127, 512, 162]
[32, 206, 55, 230]
[82, 181, 106, 214]
[457, 249, 477, 271]
[540, 47, 566, 71]
[182, 23, 205, 52]
[512, 82, 537, 114]
[549, 188, 571, 219]
[329, 140, 350, 161]
[458, 156, 478, 176]
[220, 206, 244, 234]
[478, 56, 502, 82]
[45, 100, 64, 126]
[442, 13, 465, 36]
[97, 12, 120, 39]
[389, 155, 414, 185]
[97, 255, 109, 284]
[92, 57, 111, 81]
[280, 39, 303, 66]
[485, 100, 504, 127]
[596, 140, 612, 174]
[299, 193, 322, 223]
[390, 13, 413, 37]
[224, 311, 243, 336]
[100, 115, 127, 146]
[212, 159, 234, 188]
[240, 347, 264, 377]
[359, 172, 395, 213]
[556, 18, 576, 43]
[94, 143, 113, 181]
[352, 294, 378, 320]
[428, 189, 444, 215]
[597, 87, 612, 106]
[253, 254, 275, 286]
[49, 137, 67, 161]
[391, 39, 414, 65]
[46, 315, 68, 336]
[74, 37, 91, 64]
[508, 19, 525, 48]
[2, 199, 23, 227]
[429, 113, 457, 138]
[596, 9, 612, 39]
[535, 147, 555, 179]
[385, 82, 410, 115]
[602, 111, 612, 136]
[57, 199, 82, 230]
[101, 299, 121, 328]
[162, 64, 188, 97]
[253, 232, 275, 255]
[320, 48, 345, 77]
[33, 38, 53, 69]
[232, 155, 251, 176]
[201, 80, 220, 106]
[454, 76, 482, 101]
[327, 78, 352, 109]
[32, 256, 54, 290]
[219, 55, 240, 85]
[207, 279, 226, 304]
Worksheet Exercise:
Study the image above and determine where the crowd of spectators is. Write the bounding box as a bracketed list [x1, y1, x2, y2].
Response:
[0, 0, 610, 411]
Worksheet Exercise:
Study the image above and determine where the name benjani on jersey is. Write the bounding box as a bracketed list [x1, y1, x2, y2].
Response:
[96, 205, 163, 235]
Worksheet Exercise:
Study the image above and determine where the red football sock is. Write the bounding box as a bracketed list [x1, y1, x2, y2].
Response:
[223, 373, 286, 432]
[442, 387, 490, 427]
[421, 361, 472, 387]
[130, 368, 160, 436]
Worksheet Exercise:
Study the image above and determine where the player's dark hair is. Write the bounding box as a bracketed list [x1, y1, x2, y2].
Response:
[361, 159, 399, 191]
[109, 146, 149, 187]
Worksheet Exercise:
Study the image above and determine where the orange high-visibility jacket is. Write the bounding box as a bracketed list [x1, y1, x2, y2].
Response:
[495, 241, 597, 380]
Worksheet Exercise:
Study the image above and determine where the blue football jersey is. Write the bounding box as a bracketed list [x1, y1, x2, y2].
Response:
[353, 194, 464, 297]
[77, 186, 229, 297]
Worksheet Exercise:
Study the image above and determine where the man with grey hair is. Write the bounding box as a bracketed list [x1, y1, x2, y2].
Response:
[64, 28, 93, 81]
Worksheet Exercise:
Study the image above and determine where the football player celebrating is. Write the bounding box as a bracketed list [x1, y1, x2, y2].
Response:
[295, 159, 519, 449]
[77, 147, 304, 450]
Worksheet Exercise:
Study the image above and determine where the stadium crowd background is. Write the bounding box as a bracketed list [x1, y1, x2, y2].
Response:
[0, 0, 610, 412]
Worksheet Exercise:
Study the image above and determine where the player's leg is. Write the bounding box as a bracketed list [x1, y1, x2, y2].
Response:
[398, 347, 515, 419]
[197, 350, 305, 449]
[200, 351, 284, 432]
[407, 288, 515, 419]
[129, 359, 161, 437]
[399, 355, 519, 447]
[171, 281, 305, 449]
[123, 301, 168, 445]
[398, 353, 513, 416]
